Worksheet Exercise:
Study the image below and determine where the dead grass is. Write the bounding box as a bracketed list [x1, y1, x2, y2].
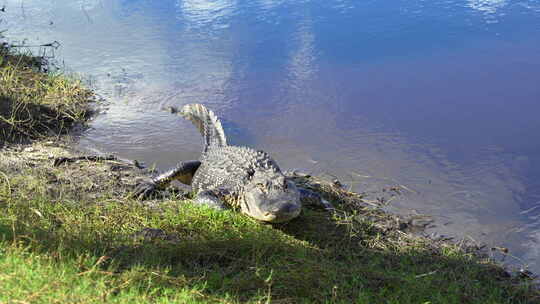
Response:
[0, 44, 94, 145]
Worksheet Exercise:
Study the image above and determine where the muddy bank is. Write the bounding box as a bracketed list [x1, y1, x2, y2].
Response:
[0, 138, 433, 234]
[0, 139, 515, 265]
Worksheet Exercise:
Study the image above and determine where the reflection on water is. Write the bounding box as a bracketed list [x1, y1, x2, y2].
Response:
[287, 16, 316, 85]
[3, 0, 540, 272]
[177, 0, 237, 28]
[468, 0, 508, 23]
[468, 0, 507, 14]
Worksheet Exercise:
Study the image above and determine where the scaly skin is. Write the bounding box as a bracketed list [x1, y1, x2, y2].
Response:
[135, 104, 302, 223]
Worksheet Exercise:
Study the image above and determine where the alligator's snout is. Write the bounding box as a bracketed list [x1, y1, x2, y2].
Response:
[259, 201, 301, 223]
[263, 202, 301, 222]
[242, 187, 302, 223]
[241, 173, 302, 223]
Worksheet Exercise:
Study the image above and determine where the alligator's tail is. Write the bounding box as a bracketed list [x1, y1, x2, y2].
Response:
[180, 104, 227, 151]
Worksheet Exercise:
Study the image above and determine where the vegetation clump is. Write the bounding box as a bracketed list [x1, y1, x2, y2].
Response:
[0, 43, 93, 145]
[0, 44, 539, 303]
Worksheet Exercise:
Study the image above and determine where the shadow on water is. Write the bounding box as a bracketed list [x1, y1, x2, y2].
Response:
[220, 118, 257, 148]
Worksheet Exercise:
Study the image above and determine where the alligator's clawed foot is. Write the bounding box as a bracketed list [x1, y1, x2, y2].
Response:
[132, 180, 159, 199]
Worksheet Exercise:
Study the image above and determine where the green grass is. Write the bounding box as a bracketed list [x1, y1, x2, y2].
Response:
[0, 153, 538, 303]
[0, 244, 208, 303]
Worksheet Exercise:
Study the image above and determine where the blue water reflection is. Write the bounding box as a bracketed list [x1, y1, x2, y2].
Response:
[2, 0, 540, 271]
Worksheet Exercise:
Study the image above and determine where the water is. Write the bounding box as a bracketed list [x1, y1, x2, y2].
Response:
[2, 0, 540, 272]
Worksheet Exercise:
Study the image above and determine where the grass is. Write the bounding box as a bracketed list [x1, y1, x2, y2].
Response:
[0, 43, 93, 145]
[0, 142, 538, 304]
[0, 42, 539, 303]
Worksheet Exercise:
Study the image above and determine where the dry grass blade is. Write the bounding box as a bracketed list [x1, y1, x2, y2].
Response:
[0, 44, 94, 145]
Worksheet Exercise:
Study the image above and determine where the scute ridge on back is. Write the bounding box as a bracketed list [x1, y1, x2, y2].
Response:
[180, 103, 227, 151]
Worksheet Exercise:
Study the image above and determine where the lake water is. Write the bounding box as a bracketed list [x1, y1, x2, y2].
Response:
[2, 0, 540, 272]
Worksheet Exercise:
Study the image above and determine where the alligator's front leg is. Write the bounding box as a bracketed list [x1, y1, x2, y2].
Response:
[191, 190, 227, 210]
[134, 160, 201, 199]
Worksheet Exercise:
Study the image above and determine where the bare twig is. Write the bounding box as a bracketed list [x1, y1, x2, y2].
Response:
[53, 155, 117, 167]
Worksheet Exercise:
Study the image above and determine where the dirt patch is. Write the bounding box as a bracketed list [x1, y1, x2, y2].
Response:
[0, 140, 148, 202]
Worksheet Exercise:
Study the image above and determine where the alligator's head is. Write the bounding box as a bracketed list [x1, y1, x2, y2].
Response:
[240, 171, 301, 223]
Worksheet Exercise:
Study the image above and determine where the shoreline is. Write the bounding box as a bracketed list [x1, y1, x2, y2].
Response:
[1, 44, 539, 303]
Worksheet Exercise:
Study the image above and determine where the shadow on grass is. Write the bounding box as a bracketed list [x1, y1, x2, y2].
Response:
[0, 44, 94, 146]
[0, 94, 82, 144]
[0, 197, 536, 304]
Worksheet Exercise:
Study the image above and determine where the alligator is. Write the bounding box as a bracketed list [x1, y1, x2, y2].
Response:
[135, 103, 323, 223]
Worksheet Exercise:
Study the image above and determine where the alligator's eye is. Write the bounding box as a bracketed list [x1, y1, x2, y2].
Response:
[256, 183, 266, 191]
